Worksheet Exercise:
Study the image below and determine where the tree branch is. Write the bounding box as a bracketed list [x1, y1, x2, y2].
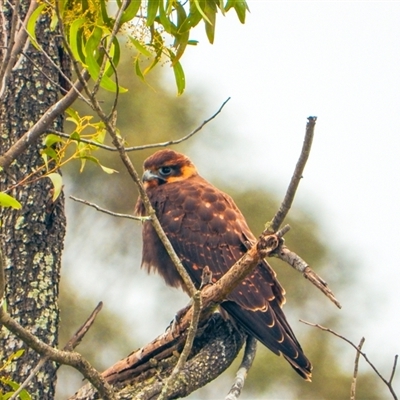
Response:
[301, 320, 398, 400]
[69, 195, 150, 222]
[269, 116, 317, 232]
[225, 336, 257, 400]
[48, 97, 231, 152]
[350, 337, 365, 400]
[0, 305, 116, 400]
[273, 244, 341, 308]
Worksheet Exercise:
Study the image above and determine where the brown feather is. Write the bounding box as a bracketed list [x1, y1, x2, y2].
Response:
[135, 149, 312, 380]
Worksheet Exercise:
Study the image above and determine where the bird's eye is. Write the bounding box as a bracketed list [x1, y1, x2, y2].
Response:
[159, 166, 173, 176]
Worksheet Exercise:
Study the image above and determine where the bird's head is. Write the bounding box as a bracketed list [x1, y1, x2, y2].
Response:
[141, 149, 198, 188]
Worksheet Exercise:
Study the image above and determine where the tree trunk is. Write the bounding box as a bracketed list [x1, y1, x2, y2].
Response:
[0, 2, 68, 398]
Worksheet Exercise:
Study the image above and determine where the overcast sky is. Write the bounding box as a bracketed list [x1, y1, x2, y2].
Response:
[171, 0, 400, 383]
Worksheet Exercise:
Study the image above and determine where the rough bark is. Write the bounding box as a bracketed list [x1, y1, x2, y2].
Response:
[70, 313, 246, 400]
[0, 1, 67, 398]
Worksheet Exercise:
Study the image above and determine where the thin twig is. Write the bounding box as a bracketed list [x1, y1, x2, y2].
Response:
[225, 336, 257, 400]
[350, 337, 365, 400]
[274, 245, 341, 308]
[0, 305, 115, 399]
[158, 290, 202, 400]
[47, 97, 231, 152]
[0, 0, 22, 98]
[10, 302, 104, 399]
[0, 247, 4, 307]
[9, 358, 47, 400]
[389, 355, 398, 386]
[69, 196, 150, 221]
[301, 320, 398, 400]
[63, 302, 103, 352]
[269, 116, 317, 232]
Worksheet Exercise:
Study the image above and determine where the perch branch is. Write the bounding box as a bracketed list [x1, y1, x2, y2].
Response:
[101, 230, 281, 385]
[301, 320, 398, 400]
[269, 116, 317, 232]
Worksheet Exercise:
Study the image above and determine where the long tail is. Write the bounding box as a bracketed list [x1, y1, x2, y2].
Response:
[222, 301, 312, 380]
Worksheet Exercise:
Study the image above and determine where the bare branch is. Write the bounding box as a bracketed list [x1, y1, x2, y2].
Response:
[274, 245, 341, 308]
[69, 195, 150, 221]
[0, 0, 23, 98]
[9, 357, 47, 400]
[269, 116, 317, 232]
[63, 302, 103, 352]
[0, 246, 4, 307]
[48, 97, 231, 152]
[389, 355, 398, 386]
[225, 336, 257, 400]
[126, 97, 231, 151]
[0, 307, 116, 400]
[350, 337, 365, 400]
[301, 320, 398, 400]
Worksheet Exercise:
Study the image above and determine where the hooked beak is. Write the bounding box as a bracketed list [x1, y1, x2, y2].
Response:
[142, 169, 166, 183]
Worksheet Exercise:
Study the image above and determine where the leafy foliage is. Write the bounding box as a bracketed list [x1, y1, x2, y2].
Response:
[27, 0, 249, 95]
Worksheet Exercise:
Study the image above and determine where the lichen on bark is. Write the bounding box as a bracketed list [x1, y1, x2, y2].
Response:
[0, 1, 68, 397]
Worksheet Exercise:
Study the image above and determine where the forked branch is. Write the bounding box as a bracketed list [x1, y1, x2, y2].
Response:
[301, 320, 398, 400]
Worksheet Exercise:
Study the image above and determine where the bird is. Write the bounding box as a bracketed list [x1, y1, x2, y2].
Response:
[134, 149, 312, 380]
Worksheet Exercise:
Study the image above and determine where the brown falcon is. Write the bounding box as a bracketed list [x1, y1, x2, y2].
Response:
[135, 149, 312, 380]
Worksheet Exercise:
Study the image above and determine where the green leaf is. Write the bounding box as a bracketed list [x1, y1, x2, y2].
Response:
[0, 193, 22, 209]
[26, 3, 46, 50]
[99, 0, 112, 26]
[41, 147, 59, 162]
[179, 3, 203, 33]
[120, 0, 141, 23]
[135, 58, 145, 81]
[146, 0, 160, 26]
[158, 0, 177, 34]
[173, 30, 189, 65]
[70, 131, 81, 141]
[167, 50, 185, 95]
[234, 0, 248, 23]
[104, 36, 121, 77]
[193, 0, 211, 25]
[99, 164, 118, 174]
[69, 18, 86, 63]
[175, 1, 187, 28]
[204, 0, 217, 44]
[47, 173, 63, 202]
[43, 134, 63, 147]
[225, 0, 249, 23]
[0, 378, 31, 400]
[85, 26, 127, 93]
[66, 108, 81, 124]
[130, 37, 152, 57]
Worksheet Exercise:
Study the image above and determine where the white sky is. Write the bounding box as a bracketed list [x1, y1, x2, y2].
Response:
[175, 0, 400, 385]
